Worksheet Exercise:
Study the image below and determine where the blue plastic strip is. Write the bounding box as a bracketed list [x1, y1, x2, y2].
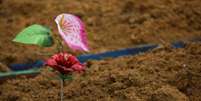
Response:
[10, 38, 201, 71]
[9, 60, 44, 71]
[172, 41, 186, 48]
[9, 44, 158, 71]
[77, 44, 158, 63]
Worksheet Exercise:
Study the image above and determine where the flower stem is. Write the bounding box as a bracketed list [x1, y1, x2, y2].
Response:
[56, 37, 64, 53]
[60, 78, 64, 101]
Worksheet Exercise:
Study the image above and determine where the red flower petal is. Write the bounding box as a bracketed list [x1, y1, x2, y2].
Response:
[45, 52, 85, 74]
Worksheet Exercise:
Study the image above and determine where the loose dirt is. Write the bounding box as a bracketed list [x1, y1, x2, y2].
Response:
[0, 0, 201, 101]
[0, 43, 201, 101]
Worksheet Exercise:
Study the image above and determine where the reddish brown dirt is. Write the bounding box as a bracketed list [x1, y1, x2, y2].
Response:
[0, 43, 201, 101]
[0, 0, 201, 65]
[0, 62, 10, 72]
[0, 0, 201, 101]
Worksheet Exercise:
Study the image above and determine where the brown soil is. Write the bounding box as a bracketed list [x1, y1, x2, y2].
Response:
[0, 43, 201, 101]
[0, 0, 201, 65]
[0, 0, 201, 101]
[0, 62, 10, 72]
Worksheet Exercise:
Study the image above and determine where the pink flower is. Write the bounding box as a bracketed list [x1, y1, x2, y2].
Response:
[55, 14, 89, 52]
[45, 52, 85, 74]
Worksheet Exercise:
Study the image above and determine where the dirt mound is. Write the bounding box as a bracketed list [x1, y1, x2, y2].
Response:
[0, 0, 201, 101]
[0, 0, 201, 65]
[0, 43, 200, 101]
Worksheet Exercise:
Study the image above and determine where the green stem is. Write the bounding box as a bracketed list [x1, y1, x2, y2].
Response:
[56, 38, 64, 53]
[60, 78, 64, 101]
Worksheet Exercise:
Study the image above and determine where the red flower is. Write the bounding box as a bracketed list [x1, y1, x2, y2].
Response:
[45, 52, 85, 74]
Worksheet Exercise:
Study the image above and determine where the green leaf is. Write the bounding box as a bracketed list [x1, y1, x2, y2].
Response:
[13, 24, 53, 47]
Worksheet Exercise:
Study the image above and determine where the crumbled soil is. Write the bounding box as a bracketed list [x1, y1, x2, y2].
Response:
[0, 0, 201, 65]
[0, 62, 10, 72]
[0, 43, 201, 101]
[0, 0, 201, 101]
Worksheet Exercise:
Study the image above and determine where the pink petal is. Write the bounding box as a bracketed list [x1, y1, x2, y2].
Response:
[55, 13, 89, 52]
